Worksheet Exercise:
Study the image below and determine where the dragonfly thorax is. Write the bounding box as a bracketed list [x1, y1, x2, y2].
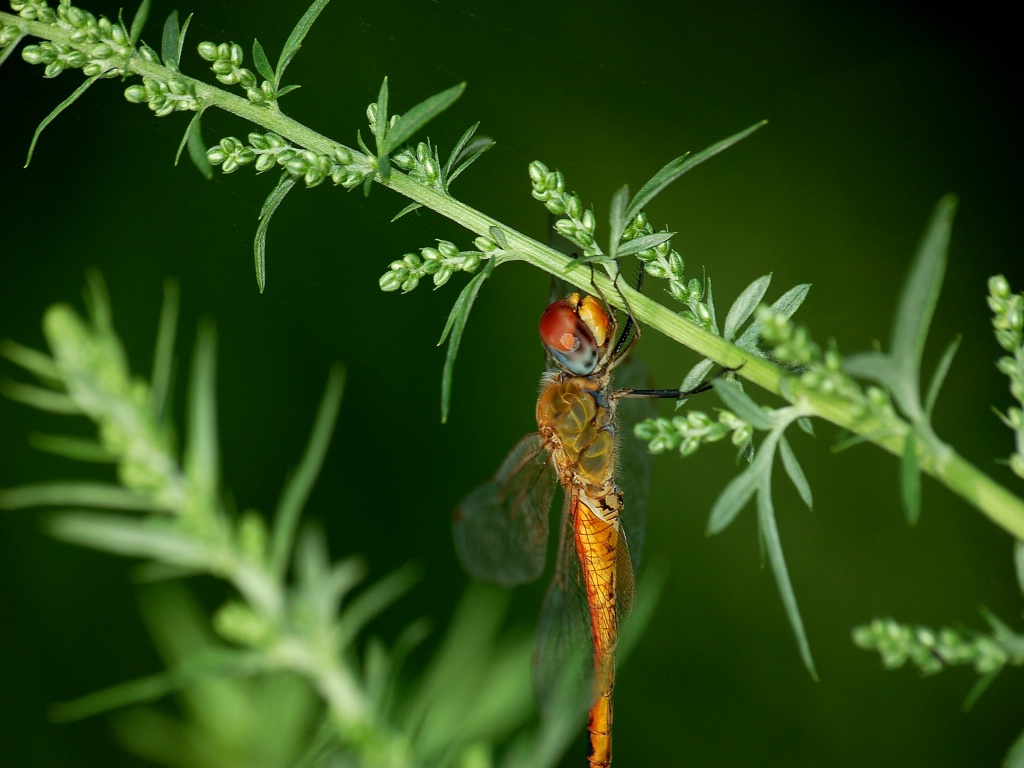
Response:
[536, 376, 617, 492]
[539, 293, 611, 376]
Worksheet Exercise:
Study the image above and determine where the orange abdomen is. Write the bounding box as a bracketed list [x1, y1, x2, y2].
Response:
[573, 495, 621, 767]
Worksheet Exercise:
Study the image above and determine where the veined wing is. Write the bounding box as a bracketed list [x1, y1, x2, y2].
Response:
[453, 433, 557, 586]
[611, 356, 655, 574]
[532, 491, 635, 719]
[532, 491, 594, 720]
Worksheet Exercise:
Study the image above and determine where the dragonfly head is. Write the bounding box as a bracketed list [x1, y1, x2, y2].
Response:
[539, 293, 610, 375]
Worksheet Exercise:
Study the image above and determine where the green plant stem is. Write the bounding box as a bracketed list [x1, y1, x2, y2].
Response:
[7, 9, 1024, 541]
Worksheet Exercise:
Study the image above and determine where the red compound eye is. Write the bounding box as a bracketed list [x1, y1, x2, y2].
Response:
[539, 301, 580, 351]
[539, 298, 601, 375]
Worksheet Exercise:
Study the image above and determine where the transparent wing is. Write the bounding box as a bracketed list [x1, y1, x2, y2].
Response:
[453, 433, 557, 586]
[612, 356, 655, 573]
[533, 494, 637, 718]
[533, 493, 594, 720]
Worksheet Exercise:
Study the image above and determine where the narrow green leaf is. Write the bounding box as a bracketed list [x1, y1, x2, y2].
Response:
[270, 365, 346, 577]
[24, 75, 101, 167]
[1014, 541, 1024, 595]
[449, 139, 494, 187]
[846, 197, 957, 422]
[851, 206, 954, 421]
[254, 174, 297, 293]
[174, 109, 212, 178]
[724, 274, 771, 341]
[186, 113, 212, 178]
[924, 334, 961, 418]
[707, 464, 758, 534]
[900, 426, 921, 525]
[615, 231, 675, 259]
[608, 185, 630, 257]
[128, 0, 151, 46]
[981, 606, 1021, 646]
[757, 479, 817, 678]
[679, 358, 714, 395]
[735, 282, 811, 351]
[963, 668, 1002, 712]
[84, 269, 114, 332]
[276, 0, 332, 86]
[0, 380, 77, 413]
[778, 435, 812, 509]
[252, 39, 274, 84]
[391, 202, 423, 222]
[623, 120, 767, 223]
[713, 380, 773, 431]
[705, 275, 718, 333]
[149, 279, 179, 422]
[0, 482, 164, 512]
[176, 13, 193, 64]
[275, 84, 301, 99]
[27, 434, 113, 462]
[445, 123, 494, 187]
[184, 324, 219, 508]
[160, 10, 180, 68]
[445, 122, 480, 178]
[438, 270, 490, 423]
[1007, 728, 1024, 768]
[52, 646, 261, 722]
[355, 128, 371, 156]
[1, 339, 59, 383]
[52, 668, 185, 722]
[382, 82, 467, 155]
[49, 513, 207, 565]
[769, 282, 811, 319]
[890, 195, 958, 377]
[373, 77, 389, 156]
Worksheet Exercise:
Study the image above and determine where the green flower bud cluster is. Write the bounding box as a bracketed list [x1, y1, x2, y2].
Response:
[393, 141, 442, 190]
[622, 209, 716, 331]
[853, 618, 1009, 676]
[622, 211, 684, 286]
[206, 132, 373, 189]
[988, 274, 1024, 478]
[40, 302, 181, 508]
[757, 306, 895, 419]
[529, 161, 597, 252]
[758, 306, 819, 367]
[379, 240, 486, 293]
[123, 65, 200, 116]
[10, 0, 56, 22]
[635, 408, 752, 457]
[197, 40, 276, 104]
[17, 0, 132, 79]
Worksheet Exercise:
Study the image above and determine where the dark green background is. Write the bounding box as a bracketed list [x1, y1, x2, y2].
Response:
[2, 1, 1021, 765]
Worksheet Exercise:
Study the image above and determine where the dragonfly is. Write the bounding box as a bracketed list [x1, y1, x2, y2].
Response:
[454, 284, 688, 767]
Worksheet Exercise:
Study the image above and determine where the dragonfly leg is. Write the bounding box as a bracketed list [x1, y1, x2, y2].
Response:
[616, 362, 747, 400]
